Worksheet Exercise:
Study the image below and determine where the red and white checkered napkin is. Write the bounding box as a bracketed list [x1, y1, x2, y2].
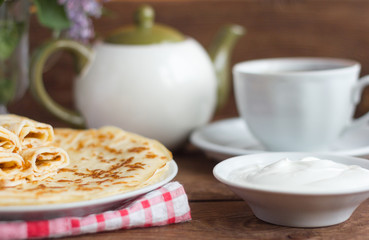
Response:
[0, 181, 191, 240]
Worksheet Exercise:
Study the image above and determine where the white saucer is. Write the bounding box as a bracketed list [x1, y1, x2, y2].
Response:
[190, 118, 369, 161]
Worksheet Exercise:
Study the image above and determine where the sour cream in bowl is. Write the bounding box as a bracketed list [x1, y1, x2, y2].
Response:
[213, 152, 369, 227]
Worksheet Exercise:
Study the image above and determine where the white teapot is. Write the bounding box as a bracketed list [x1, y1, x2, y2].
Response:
[30, 5, 244, 149]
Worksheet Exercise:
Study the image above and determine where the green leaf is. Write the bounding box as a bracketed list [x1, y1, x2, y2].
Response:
[34, 0, 70, 31]
[0, 75, 16, 104]
[0, 21, 24, 61]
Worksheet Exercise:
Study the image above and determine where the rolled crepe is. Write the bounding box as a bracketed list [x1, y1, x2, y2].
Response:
[0, 152, 27, 187]
[21, 146, 70, 181]
[0, 126, 21, 153]
[0, 114, 54, 148]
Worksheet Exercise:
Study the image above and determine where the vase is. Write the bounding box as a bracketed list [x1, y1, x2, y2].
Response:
[0, 0, 29, 113]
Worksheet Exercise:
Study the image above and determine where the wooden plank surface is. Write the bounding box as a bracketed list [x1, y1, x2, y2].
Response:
[61, 148, 369, 239]
[13, 0, 369, 121]
[174, 147, 238, 201]
[66, 151, 369, 240]
[7, 1, 369, 239]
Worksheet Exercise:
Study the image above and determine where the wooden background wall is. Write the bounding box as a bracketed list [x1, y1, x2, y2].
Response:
[10, 0, 369, 125]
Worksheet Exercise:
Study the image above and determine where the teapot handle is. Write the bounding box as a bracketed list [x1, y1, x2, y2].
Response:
[30, 39, 92, 128]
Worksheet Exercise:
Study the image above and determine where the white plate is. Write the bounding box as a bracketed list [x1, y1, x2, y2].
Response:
[0, 160, 178, 221]
[190, 118, 369, 161]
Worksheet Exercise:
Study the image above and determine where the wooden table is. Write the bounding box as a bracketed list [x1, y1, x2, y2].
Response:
[69, 151, 369, 240]
[8, 94, 369, 240]
[4, 1, 368, 238]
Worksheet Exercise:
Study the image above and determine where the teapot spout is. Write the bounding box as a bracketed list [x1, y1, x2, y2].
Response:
[208, 24, 245, 110]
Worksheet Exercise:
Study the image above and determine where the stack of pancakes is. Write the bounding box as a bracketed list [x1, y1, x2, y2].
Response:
[0, 115, 173, 205]
[0, 115, 69, 186]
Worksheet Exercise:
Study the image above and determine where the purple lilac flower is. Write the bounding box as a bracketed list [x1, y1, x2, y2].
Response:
[58, 0, 105, 42]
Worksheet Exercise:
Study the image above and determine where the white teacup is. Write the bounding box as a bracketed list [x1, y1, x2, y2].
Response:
[233, 57, 369, 151]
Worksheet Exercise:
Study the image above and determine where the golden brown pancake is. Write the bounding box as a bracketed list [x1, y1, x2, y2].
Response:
[0, 152, 27, 187]
[21, 146, 70, 181]
[0, 114, 66, 186]
[0, 114, 54, 149]
[0, 126, 21, 153]
[0, 126, 172, 205]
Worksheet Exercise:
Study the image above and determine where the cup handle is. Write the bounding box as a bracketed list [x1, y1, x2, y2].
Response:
[30, 39, 92, 128]
[350, 75, 369, 129]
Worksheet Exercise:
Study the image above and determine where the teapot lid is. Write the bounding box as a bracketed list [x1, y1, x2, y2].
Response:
[105, 5, 185, 45]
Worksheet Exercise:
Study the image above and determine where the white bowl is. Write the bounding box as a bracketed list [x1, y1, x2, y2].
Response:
[213, 152, 369, 227]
